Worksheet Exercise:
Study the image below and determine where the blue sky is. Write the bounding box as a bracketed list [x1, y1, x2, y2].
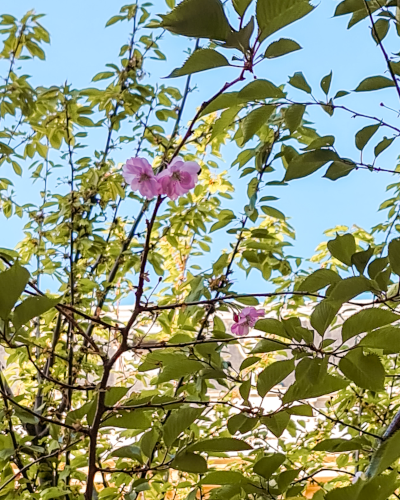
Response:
[1, 0, 399, 292]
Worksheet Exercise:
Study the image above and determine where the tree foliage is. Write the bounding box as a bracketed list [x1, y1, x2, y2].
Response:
[1, 1, 400, 499]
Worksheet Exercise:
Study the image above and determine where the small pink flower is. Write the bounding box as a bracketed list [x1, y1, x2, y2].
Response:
[122, 157, 160, 199]
[157, 157, 200, 201]
[231, 307, 265, 337]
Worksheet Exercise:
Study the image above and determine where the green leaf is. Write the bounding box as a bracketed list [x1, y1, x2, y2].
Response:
[253, 454, 285, 479]
[0, 264, 30, 320]
[389, 239, 400, 275]
[342, 308, 400, 342]
[261, 411, 290, 437]
[360, 326, 400, 353]
[314, 438, 364, 452]
[224, 17, 255, 51]
[101, 410, 152, 429]
[200, 471, 247, 485]
[160, 0, 231, 41]
[329, 276, 373, 302]
[255, 318, 288, 338]
[320, 71, 333, 95]
[109, 445, 143, 460]
[251, 339, 288, 354]
[157, 359, 203, 383]
[200, 92, 241, 116]
[327, 233, 356, 266]
[283, 358, 347, 403]
[354, 76, 395, 92]
[284, 150, 338, 181]
[310, 300, 341, 336]
[239, 79, 285, 100]
[374, 136, 395, 157]
[257, 359, 294, 397]
[172, 452, 207, 473]
[355, 123, 380, 150]
[351, 246, 374, 275]
[256, 0, 314, 42]
[303, 135, 335, 150]
[105, 15, 125, 27]
[324, 161, 355, 181]
[368, 433, 400, 477]
[285, 104, 305, 134]
[261, 206, 285, 220]
[233, 0, 253, 16]
[288, 71, 312, 93]
[167, 48, 230, 77]
[92, 71, 115, 82]
[287, 405, 313, 416]
[187, 438, 252, 452]
[339, 349, 385, 391]
[163, 407, 204, 446]
[298, 269, 341, 293]
[265, 38, 301, 58]
[241, 106, 275, 144]
[13, 296, 59, 331]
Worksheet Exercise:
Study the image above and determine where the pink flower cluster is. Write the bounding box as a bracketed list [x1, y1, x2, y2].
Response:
[122, 157, 200, 201]
[231, 307, 265, 337]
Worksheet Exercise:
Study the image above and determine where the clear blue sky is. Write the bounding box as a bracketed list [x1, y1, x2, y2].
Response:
[1, 0, 399, 292]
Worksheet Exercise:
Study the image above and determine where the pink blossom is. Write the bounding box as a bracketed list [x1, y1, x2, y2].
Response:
[157, 157, 200, 201]
[231, 307, 265, 337]
[122, 157, 160, 199]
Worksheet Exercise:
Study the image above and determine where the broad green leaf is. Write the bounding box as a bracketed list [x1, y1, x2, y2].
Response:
[255, 318, 288, 338]
[351, 246, 374, 275]
[339, 349, 385, 391]
[101, 410, 152, 429]
[200, 92, 241, 116]
[187, 437, 252, 452]
[224, 17, 255, 52]
[283, 372, 347, 404]
[163, 407, 204, 446]
[238, 79, 285, 100]
[105, 15, 125, 27]
[298, 269, 341, 293]
[261, 411, 290, 437]
[288, 71, 312, 93]
[172, 452, 207, 473]
[303, 135, 335, 150]
[285, 104, 305, 134]
[368, 433, 400, 477]
[0, 264, 30, 320]
[277, 469, 300, 491]
[256, 0, 314, 42]
[200, 471, 247, 485]
[13, 296, 59, 331]
[287, 405, 313, 416]
[265, 38, 302, 58]
[233, 0, 253, 16]
[141, 429, 159, 458]
[355, 124, 380, 150]
[310, 300, 341, 335]
[261, 206, 285, 220]
[161, 0, 231, 41]
[354, 76, 395, 92]
[109, 445, 143, 460]
[342, 308, 400, 342]
[374, 137, 395, 157]
[327, 233, 356, 266]
[314, 438, 364, 452]
[253, 454, 285, 479]
[167, 48, 230, 77]
[251, 338, 288, 353]
[284, 150, 338, 181]
[329, 276, 373, 302]
[324, 161, 355, 181]
[389, 239, 400, 275]
[211, 106, 240, 140]
[320, 71, 333, 95]
[257, 359, 294, 397]
[156, 359, 203, 383]
[241, 106, 275, 144]
[360, 326, 400, 353]
[92, 71, 114, 82]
